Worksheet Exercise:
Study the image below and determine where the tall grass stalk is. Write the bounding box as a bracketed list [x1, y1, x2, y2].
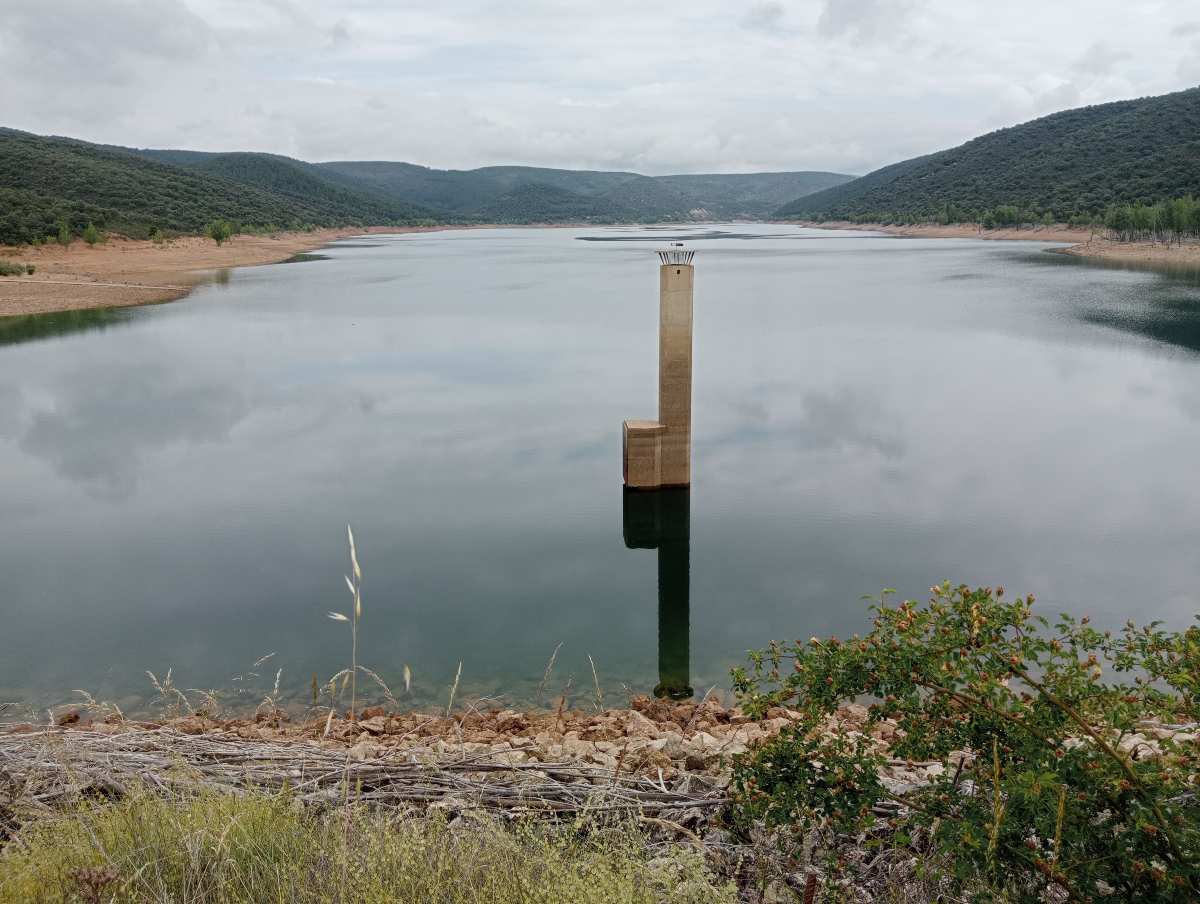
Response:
[447, 661, 462, 716]
[536, 643, 563, 706]
[588, 654, 604, 712]
[327, 524, 363, 720]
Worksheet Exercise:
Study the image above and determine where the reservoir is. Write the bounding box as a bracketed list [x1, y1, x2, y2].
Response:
[2, 224, 1199, 712]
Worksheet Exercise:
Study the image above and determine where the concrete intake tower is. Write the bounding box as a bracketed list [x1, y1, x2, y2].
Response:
[623, 244, 695, 489]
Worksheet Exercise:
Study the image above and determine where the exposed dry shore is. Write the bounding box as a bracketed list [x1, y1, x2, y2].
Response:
[801, 219, 1200, 268]
[800, 219, 1094, 243]
[4, 695, 911, 792]
[0, 226, 449, 317]
[6, 220, 1199, 318]
[1054, 236, 1200, 266]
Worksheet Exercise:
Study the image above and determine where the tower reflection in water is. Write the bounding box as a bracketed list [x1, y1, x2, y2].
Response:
[622, 488, 693, 700]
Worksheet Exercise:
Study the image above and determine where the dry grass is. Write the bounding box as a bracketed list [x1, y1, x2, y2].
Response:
[0, 789, 735, 904]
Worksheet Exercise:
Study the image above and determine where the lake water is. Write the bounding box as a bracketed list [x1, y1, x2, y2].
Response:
[3, 224, 1200, 714]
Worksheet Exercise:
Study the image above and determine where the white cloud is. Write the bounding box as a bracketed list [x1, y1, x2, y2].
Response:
[817, 0, 923, 41]
[0, 0, 1195, 174]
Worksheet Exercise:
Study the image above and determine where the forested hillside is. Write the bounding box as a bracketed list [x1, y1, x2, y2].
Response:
[172, 152, 428, 224]
[472, 183, 626, 223]
[0, 125, 852, 244]
[596, 176, 698, 221]
[0, 130, 436, 245]
[776, 86, 1200, 223]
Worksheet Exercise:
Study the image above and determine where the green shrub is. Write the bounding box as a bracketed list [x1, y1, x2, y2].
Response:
[149, 227, 165, 245]
[82, 222, 102, 245]
[56, 221, 71, 246]
[0, 790, 734, 904]
[731, 583, 1200, 902]
[0, 260, 29, 276]
[205, 219, 233, 245]
[25, 263, 34, 275]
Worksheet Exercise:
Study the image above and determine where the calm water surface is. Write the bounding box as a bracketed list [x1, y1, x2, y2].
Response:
[3, 224, 1200, 712]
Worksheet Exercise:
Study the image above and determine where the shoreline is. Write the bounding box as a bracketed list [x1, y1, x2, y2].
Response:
[0, 225, 461, 318]
[5, 220, 1200, 318]
[797, 219, 1200, 268]
[794, 219, 1094, 243]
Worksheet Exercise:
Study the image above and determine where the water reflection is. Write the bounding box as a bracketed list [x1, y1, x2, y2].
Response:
[623, 488, 692, 700]
[5, 225, 1200, 709]
[0, 307, 134, 347]
[1031, 250, 1200, 354]
[1080, 285, 1200, 355]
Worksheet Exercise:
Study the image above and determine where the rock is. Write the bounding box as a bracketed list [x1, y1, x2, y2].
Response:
[495, 710, 528, 732]
[870, 720, 899, 742]
[562, 737, 594, 759]
[348, 738, 382, 760]
[174, 716, 208, 735]
[358, 716, 389, 735]
[360, 706, 386, 720]
[661, 731, 686, 759]
[839, 703, 869, 728]
[684, 753, 707, 771]
[624, 710, 661, 738]
[588, 751, 619, 769]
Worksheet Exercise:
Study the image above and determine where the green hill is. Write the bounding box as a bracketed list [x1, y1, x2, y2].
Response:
[170, 151, 428, 223]
[776, 86, 1200, 222]
[470, 166, 638, 198]
[315, 161, 850, 222]
[595, 176, 698, 221]
[314, 161, 510, 213]
[472, 182, 627, 223]
[0, 125, 854, 244]
[0, 129, 437, 245]
[314, 162, 647, 218]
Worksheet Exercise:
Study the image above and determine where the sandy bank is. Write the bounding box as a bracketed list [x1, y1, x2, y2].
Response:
[803, 219, 1200, 269]
[0, 226, 449, 318]
[1054, 236, 1200, 267]
[799, 219, 1095, 243]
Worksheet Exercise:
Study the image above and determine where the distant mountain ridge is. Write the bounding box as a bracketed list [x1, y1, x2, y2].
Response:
[775, 86, 1200, 222]
[0, 127, 853, 244]
[314, 160, 850, 221]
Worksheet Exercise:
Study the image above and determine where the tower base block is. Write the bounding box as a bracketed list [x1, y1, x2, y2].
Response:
[622, 419, 666, 489]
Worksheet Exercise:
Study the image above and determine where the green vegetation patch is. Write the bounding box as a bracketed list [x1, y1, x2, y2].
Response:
[731, 583, 1200, 901]
[0, 791, 734, 904]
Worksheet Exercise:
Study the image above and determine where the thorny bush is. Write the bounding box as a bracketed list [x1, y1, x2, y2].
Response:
[730, 582, 1200, 902]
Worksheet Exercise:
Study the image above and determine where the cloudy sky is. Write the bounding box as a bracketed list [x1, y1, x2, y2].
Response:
[2, 1, 1197, 175]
